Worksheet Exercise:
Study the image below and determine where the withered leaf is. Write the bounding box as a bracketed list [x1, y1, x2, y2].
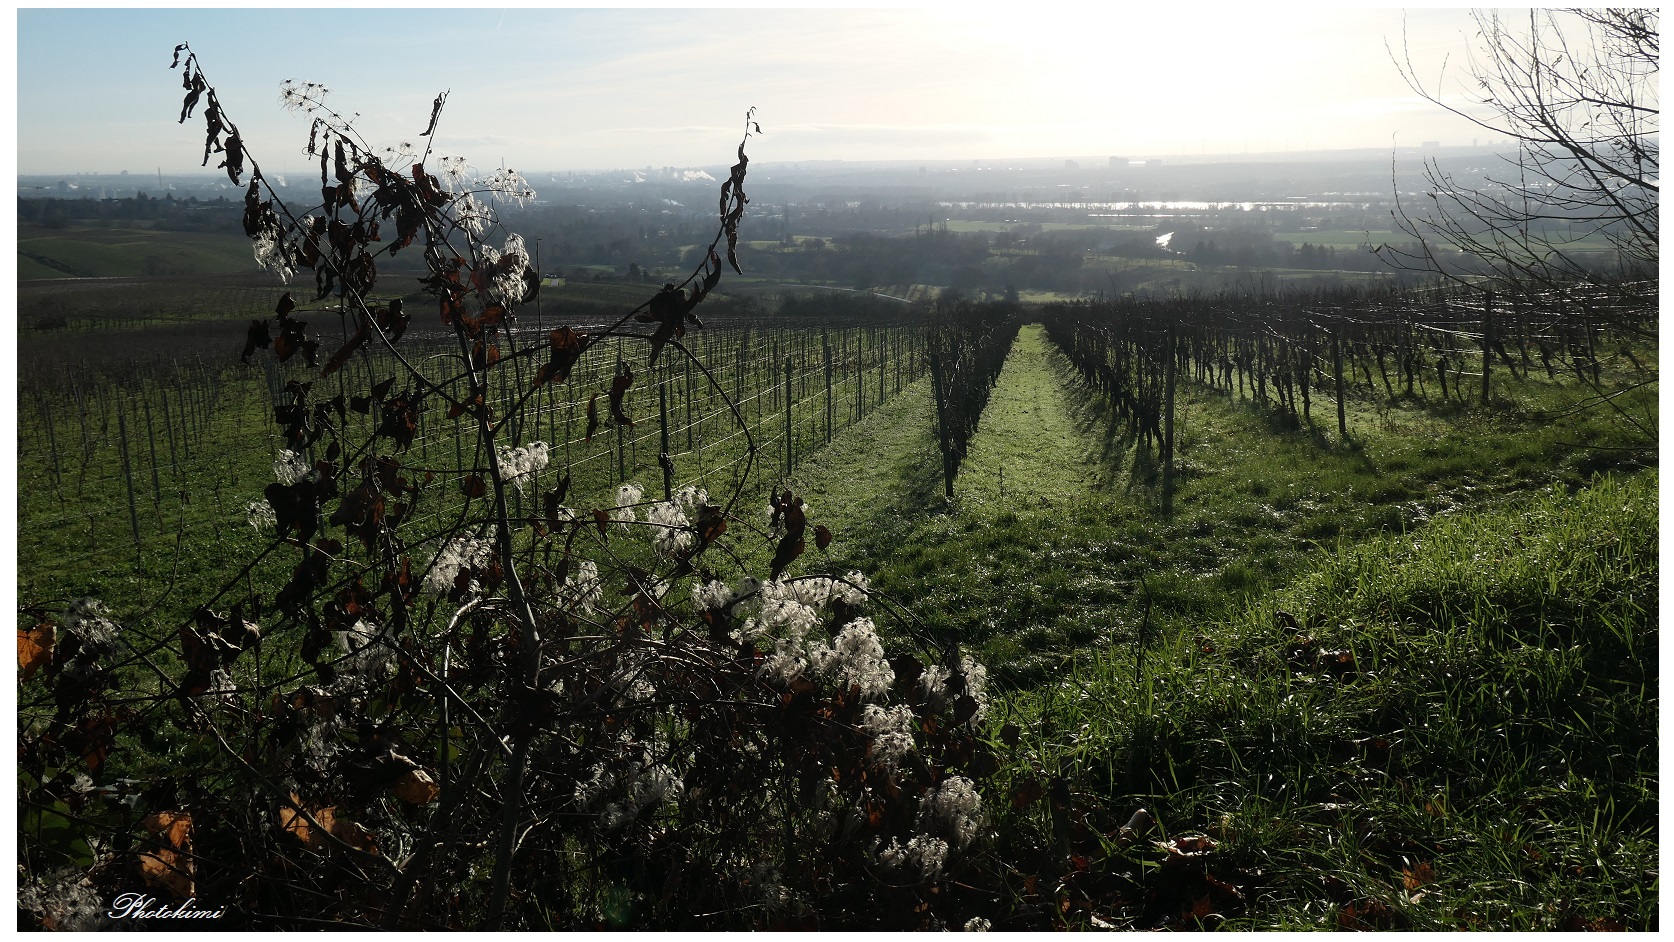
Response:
[279, 795, 380, 856]
[695, 504, 727, 550]
[178, 71, 206, 124]
[391, 768, 440, 805]
[769, 537, 804, 581]
[140, 811, 195, 899]
[584, 394, 601, 443]
[1402, 861, 1435, 892]
[460, 474, 486, 499]
[321, 318, 369, 376]
[534, 326, 585, 388]
[375, 298, 408, 343]
[241, 319, 272, 364]
[266, 479, 321, 544]
[420, 91, 446, 137]
[219, 131, 244, 185]
[608, 365, 635, 427]
[18, 624, 56, 681]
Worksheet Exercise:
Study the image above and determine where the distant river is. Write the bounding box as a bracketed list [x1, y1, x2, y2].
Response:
[936, 199, 1383, 214]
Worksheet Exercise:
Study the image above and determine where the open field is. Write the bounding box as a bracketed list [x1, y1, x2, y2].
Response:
[19, 226, 258, 279]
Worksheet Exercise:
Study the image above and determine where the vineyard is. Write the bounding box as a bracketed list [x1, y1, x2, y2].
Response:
[16, 27, 1658, 933]
[18, 309, 929, 624]
[1043, 280, 1656, 512]
[15, 258, 1659, 930]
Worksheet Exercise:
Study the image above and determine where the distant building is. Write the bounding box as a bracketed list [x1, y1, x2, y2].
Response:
[1064, 159, 1079, 170]
[1109, 157, 1129, 167]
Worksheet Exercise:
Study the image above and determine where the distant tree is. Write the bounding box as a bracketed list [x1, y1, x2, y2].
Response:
[1381, 9, 1658, 295]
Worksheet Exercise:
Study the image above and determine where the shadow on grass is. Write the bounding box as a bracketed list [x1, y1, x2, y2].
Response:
[1049, 360, 1161, 500]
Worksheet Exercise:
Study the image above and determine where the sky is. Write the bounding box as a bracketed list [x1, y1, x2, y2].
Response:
[14, 5, 1512, 176]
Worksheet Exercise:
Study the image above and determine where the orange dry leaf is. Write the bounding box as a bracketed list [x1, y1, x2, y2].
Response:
[279, 794, 381, 856]
[18, 624, 55, 680]
[278, 793, 317, 848]
[139, 811, 195, 899]
[330, 818, 380, 855]
[143, 810, 192, 851]
[391, 768, 440, 805]
[1402, 861, 1435, 892]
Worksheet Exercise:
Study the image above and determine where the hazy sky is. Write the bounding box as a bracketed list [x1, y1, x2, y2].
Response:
[16, 5, 1507, 176]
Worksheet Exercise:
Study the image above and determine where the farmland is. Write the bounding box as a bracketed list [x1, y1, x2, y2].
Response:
[18, 235, 1656, 927]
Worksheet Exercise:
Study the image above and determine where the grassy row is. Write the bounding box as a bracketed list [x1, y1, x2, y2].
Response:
[802, 320, 1654, 683]
[986, 470, 1656, 929]
[743, 319, 1655, 927]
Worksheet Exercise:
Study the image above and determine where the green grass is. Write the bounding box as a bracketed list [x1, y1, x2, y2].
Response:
[987, 471, 1656, 929]
[773, 317, 1655, 927]
[789, 319, 1653, 689]
[15, 292, 1657, 928]
[18, 227, 257, 279]
[942, 220, 1152, 234]
[16, 322, 926, 636]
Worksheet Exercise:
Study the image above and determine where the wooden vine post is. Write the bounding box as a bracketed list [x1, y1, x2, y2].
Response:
[658, 379, 673, 501]
[1161, 321, 1177, 516]
[1481, 290, 1494, 404]
[784, 356, 794, 477]
[927, 333, 955, 500]
[822, 331, 833, 444]
[1332, 326, 1348, 440]
[116, 404, 142, 568]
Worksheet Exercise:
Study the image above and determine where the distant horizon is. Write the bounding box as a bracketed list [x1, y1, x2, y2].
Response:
[17, 140, 1527, 183]
[19, 7, 1522, 177]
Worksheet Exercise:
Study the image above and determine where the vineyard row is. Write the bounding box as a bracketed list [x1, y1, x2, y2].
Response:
[18, 321, 928, 582]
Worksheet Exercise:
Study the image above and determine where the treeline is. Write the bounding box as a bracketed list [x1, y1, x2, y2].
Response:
[20, 193, 1410, 298]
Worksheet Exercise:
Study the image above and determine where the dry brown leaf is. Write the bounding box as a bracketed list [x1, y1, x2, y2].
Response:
[143, 810, 192, 849]
[391, 768, 440, 805]
[279, 793, 320, 849]
[1402, 860, 1435, 891]
[279, 794, 381, 856]
[1159, 834, 1219, 859]
[139, 811, 195, 899]
[18, 624, 55, 680]
[329, 817, 381, 855]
